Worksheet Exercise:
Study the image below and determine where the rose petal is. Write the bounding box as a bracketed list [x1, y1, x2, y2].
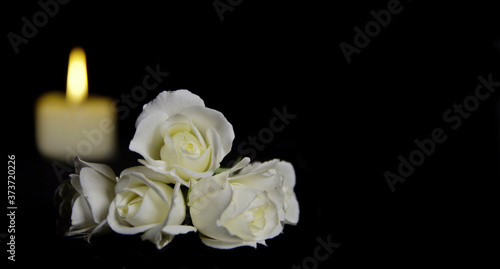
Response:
[200, 234, 257, 249]
[261, 197, 283, 240]
[163, 128, 223, 184]
[164, 182, 187, 226]
[161, 225, 197, 235]
[79, 167, 116, 223]
[69, 174, 83, 194]
[159, 114, 192, 137]
[135, 90, 205, 127]
[139, 182, 195, 249]
[126, 184, 171, 227]
[70, 195, 95, 230]
[181, 106, 234, 158]
[219, 186, 261, 224]
[275, 161, 296, 189]
[283, 188, 299, 225]
[141, 230, 175, 249]
[120, 166, 177, 185]
[178, 145, 212, 173]
[229, 162, 286, 222]
[189, 174, 237, 242]
[220, 186, 263, 240]
[275, 161, 299, 225]
[188, 171, 227, 206]
[84, 220, 110, 242]
[76, 157, 116, 181]
[235, 160, 299, 225]
[107, 201, 157, 235]
[129, 111, 169, 165]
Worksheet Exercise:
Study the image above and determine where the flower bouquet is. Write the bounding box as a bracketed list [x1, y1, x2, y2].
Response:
[55, 90, 299, 249]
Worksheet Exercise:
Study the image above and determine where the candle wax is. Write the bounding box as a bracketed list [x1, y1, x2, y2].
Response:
[35, 91, 117, 162]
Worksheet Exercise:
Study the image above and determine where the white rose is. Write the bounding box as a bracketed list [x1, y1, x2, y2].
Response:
[107, 166, 196, 249]
[237, 159, 300, 225]
[55, 157, 117, 241]
[129, 90, 235, 186]
[188, 157, 299, 249]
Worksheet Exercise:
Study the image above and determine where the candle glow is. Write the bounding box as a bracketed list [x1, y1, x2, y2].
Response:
[35, 46, 117, 161]
[66, 47, 88, 104]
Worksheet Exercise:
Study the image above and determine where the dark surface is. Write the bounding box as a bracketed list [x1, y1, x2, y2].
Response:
[3, 0, 500, 268]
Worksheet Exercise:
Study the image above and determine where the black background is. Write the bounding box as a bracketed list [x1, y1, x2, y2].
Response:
[3, 0, 500, 268]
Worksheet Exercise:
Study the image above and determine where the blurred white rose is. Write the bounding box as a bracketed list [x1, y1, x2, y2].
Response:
[55, 157, 117, 241]
[129, 90, 234, 186]
[107, 166, 196, 249]
[188, 158, 299, 249]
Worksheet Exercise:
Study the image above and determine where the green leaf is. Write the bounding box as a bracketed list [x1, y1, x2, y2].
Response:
[214, 167, 230, 174]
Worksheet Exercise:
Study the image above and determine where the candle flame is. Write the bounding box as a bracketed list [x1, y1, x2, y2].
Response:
[67, 47, 88, 104]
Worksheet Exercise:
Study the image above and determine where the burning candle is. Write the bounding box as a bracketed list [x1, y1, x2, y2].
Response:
[35, 47, 117, 162]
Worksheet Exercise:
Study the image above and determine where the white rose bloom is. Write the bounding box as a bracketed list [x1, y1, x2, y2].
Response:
[188, 158, 299, 249]
[107, 166, 196, 249]
[129, 90, 235, 186]
[237, 159, 300, 225]
[55, 157, 117, 241]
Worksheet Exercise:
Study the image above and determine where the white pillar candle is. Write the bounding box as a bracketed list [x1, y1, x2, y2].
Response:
[35, 47, 117, 162]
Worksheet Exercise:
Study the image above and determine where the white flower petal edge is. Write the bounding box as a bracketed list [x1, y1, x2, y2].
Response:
[135, 89, 205, 127]
[58, 157, 117, 242]
[107, 166, 196, 249]
[129, 111, 170, 169]
[275, 162, 300, 225]
[129, 90, 235, 186]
